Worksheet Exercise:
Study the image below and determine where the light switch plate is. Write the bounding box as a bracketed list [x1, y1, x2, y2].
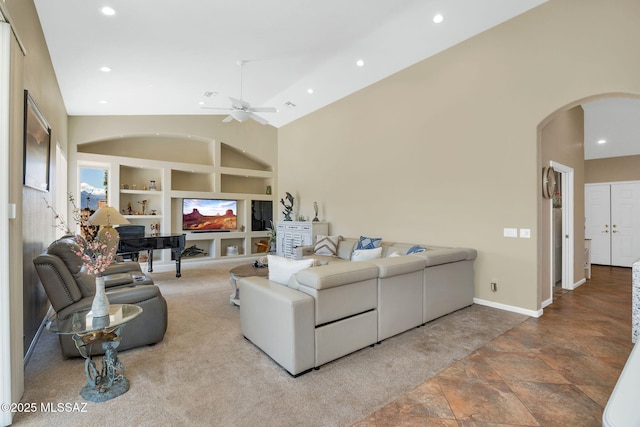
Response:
[504, 228, 518, 238]
[519, 228, 531, 238]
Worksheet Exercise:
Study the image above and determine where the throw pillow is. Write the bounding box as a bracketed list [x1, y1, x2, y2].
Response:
[355, 235, 382, 250]
[351, 247, 383, 261]
[267, 255, 314, 285]
[314, 235, 341, 256]
[407, 245, 426, 255]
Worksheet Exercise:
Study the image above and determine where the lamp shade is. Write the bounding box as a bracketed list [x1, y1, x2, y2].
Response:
[89, 206, 130, 227]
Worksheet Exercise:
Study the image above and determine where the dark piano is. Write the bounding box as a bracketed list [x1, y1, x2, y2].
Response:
[116, 226, 186, 277]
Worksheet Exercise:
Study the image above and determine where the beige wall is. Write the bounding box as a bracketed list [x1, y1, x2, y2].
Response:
[67, 115, 277, 200]
[539, 106, 585, 305]
[4, 0, 69, 412]
[68, 115, 276, 162]
[585, 155, 640, 183]
[278, 0, 640, 313]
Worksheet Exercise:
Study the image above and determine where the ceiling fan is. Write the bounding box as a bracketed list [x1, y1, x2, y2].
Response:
[202, 60, 277, 125]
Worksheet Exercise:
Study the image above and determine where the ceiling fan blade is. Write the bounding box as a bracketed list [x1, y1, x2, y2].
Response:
[249, 112, 269, 125]
[201, 106, 233, 111]
[222, 115, 235, 123]
[250, 107, 278, 113]
[229, 97, 250, 110]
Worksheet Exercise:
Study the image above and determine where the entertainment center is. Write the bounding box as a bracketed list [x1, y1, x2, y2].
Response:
[75, 140, 275, 269]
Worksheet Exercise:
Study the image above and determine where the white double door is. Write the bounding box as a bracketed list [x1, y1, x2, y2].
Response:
[585, 182, 640, 267]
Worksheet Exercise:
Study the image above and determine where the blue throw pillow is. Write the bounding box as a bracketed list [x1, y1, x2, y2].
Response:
[356, 236, 382, 250]
[406, 245, 426, 255]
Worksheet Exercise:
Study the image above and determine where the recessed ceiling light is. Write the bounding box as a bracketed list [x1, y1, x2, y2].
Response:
[99, 100, 108, 104]
[100, 6, 116, 16]
[307, 88, 314, 94]
[597, 139, 607, 144]
[100, 66, 111, 73]
[356, 59, 364, 67]
[198, 101, 205, 105]
[433, 14, 444, 24]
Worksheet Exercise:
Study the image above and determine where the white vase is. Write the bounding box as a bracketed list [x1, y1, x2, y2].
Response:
[91, 275, 110, 318]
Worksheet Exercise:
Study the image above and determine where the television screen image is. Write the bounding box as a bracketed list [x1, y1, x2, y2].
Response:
[182, 198, 237, 231]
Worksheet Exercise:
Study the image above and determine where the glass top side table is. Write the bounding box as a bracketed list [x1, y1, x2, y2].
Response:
[47, 304, 143, 402]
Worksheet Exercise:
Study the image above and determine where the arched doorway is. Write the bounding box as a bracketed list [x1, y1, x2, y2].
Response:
[538, 93, 640, 307]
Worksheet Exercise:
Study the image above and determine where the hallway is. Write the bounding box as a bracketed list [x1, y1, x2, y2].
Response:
[357, 265, 634, 426]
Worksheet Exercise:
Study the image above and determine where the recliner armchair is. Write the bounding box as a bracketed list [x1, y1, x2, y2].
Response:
[33, 235, 168, 357]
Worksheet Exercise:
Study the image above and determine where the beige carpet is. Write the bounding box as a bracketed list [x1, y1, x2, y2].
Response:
[14, 262, 527, 427]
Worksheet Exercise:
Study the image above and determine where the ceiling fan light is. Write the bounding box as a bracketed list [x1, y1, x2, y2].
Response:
[232, 110, 250, 122]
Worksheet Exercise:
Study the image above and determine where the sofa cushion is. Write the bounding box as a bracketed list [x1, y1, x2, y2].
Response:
[268, 255, 314, 285]
[314, 235, 341, 256]
[351, 247, 383, 261]
[356, 236, 382, 250]
[46, 236, 84, 274]
[337, 238, 358, 260]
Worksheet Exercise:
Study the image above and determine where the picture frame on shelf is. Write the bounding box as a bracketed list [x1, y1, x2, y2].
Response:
[23, 90, 51, 192]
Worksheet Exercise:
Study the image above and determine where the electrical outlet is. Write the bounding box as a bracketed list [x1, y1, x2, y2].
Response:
[491, 282, 497, 292]
[503, 228, 518, 238]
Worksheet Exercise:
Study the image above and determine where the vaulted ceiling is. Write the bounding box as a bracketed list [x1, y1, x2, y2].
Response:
[34, 0, 639, 159]
[34, 0, 547, 128]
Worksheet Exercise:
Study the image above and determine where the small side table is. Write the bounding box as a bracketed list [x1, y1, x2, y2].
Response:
[229, 264, 269, 306]
[47, 304, 143, 402]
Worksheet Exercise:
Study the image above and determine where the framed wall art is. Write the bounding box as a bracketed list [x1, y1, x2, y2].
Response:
[23, 90, 51, 192]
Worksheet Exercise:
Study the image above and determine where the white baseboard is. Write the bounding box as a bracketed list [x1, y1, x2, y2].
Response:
[475, 277, 588, 317]
[474, 298, 542, 318]
[569, 278, 586, 290]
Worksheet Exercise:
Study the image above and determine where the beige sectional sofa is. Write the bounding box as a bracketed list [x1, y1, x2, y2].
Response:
[239, 237, 476, 376]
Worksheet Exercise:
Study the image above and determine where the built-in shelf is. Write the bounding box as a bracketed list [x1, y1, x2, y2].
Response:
[77, 142, 275, 269]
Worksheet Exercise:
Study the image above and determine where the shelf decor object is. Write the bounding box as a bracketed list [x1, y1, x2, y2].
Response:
[280, 192, 294, 221]
[89, 206, 130, 318]
[542, 166, 556, 199]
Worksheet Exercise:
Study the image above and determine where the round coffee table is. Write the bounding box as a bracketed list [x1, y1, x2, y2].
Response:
[229, 264, 269, 306]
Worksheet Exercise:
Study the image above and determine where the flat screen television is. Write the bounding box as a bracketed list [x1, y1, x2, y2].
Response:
[182, 198, 237, 231]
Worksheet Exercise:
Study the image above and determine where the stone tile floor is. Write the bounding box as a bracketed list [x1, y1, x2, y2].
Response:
[355, 265, 633, 426]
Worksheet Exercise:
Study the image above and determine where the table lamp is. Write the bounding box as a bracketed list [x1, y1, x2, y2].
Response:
[89, 206, 130, 250]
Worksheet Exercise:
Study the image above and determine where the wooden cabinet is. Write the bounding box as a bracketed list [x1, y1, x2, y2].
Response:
[276, 221, 329, 259]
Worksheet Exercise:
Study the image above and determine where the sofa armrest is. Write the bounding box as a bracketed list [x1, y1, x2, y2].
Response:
[239, 277, 315, 376]
[104, 261, 143, 275]
[370, 256, 426, 278]
[295, 262, 379, 290]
